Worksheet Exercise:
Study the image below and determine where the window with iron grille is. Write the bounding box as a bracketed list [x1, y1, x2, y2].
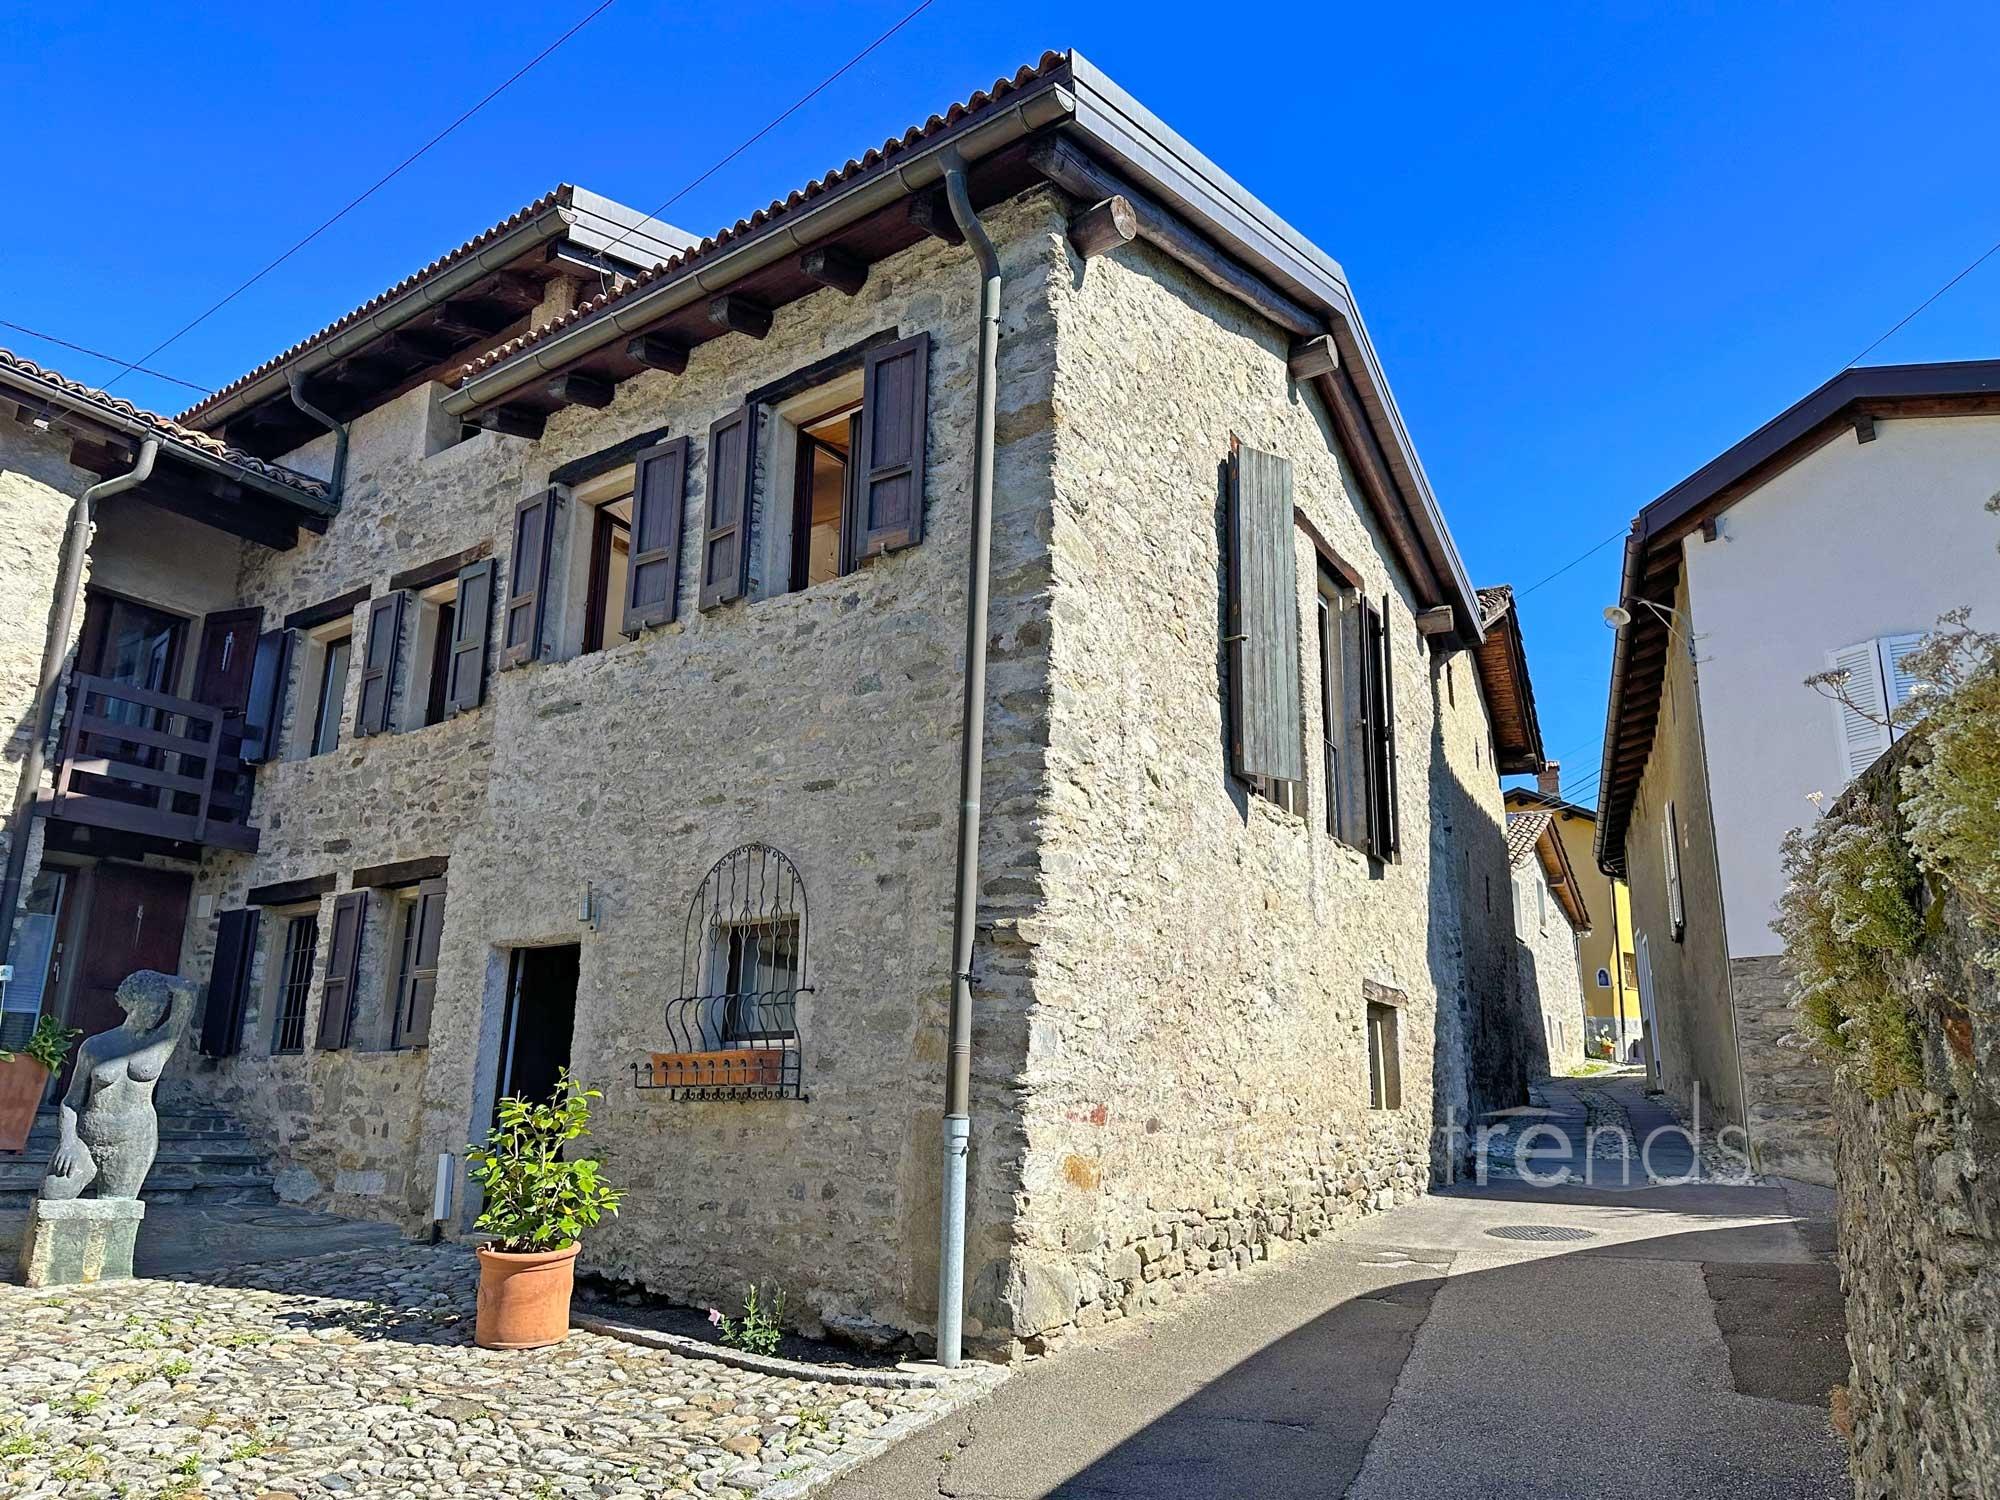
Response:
[637, 843, 810, 1099]
[270, 911, 319, 1053]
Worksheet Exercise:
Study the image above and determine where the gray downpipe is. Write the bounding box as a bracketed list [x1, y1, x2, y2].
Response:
[287, 371, 349, 499]
[935, 146, 1000, 1370]
[0, 438, 159, 975]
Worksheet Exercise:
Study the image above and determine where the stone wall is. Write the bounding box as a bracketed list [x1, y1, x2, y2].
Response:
[995, 214, 1512, 1348]
[1831, 747, 2000, 1499]
[1513, 858, 1585, 1074]
[1730, 954, 1834, 1185]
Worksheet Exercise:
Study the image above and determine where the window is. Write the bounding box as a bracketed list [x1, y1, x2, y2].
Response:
[582, 494, 632, 654]
[407, 581, 459, 728]
[387, 879, 446, 1047]
[708, 917, 802, 1044]
[1537, 879, 1549, 934]
[1826, 633, 1926, 784]
[1662, 801, 1686, 942]
[1366, 1000, 1402, 1110]
[270, 911, 320, 1053]
[790, 405, 861, 591]
[1316, 565, 1399, 857]
[307, 629, 351, 757]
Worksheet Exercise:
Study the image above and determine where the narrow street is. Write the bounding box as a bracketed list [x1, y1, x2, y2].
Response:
[827, 1073, 1849, 1500]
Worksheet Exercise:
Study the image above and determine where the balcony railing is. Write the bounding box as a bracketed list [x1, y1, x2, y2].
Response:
[41, 675, 258, 852]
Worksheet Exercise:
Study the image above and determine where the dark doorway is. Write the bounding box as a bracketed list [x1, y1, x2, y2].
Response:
[496, 944, 579, 1113]
[59, 862, 191, 1091]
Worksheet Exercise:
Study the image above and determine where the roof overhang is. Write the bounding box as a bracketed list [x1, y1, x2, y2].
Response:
[1535, 817, 1592, 932]
[440, 51, 1482, 636]
[182, 187, 695, 458]
[3, 355, 334, 549]
[1470, 588, 1546, 774]
[1594, 360, 2000, 877]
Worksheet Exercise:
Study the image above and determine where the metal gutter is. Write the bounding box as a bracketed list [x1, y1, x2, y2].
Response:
[0, 439, 159, 974]
[441, 79, 1079, 419]
[287, 372, 350, 501]
[1593, 532, 1646, 879]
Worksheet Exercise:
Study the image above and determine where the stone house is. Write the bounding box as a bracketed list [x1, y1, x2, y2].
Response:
[0, 51, 1547, 1353]
[1596, 359, 2000, 1185]
[1503, 807, 1589, 1074]
[1506, 774, 1640, 1058]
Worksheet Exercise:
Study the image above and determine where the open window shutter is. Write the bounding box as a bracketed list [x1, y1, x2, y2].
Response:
[1226, 441, 1304, 784]
[445, 558, 495, 714]
[355, 592, 407, 736]
[199, 908, 260, 1058]
[399, 878, 447, 1048]
[314, 891, 366, 1050]
[1359, 598, 1390, 858]
[625, 436, 689, 632]
[502, 489, 560, 666]
[699, 407, 756, 608]
[240, 629, 294, 765]
[1663, 804, 1686, 940]
[1880, 632, 1926, 718]
[857, 332, 931, 555]
[1827, 639, 1891, 783]
[1377, 592, 1400, 858]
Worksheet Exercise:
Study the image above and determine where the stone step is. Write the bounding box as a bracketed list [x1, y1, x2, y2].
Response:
[3, 1101, 276, 1207]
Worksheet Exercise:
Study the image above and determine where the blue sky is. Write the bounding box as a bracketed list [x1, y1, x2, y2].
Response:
[6, 1, 1997, 800]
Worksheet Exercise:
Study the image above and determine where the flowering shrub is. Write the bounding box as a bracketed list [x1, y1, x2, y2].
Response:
[1898, 609, 2000, 949]
[708, 1283, 786, 1357]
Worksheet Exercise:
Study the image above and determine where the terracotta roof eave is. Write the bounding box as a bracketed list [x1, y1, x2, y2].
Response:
[1, 349, 331, 505]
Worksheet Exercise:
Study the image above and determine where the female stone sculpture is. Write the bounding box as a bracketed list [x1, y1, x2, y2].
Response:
[38, 969, 193, 1202]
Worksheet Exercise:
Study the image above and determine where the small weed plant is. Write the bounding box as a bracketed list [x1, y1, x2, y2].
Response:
[708, 1284, 787, 1357]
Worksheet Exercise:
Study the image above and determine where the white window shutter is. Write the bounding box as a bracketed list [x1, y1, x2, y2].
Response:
[1662, 802, 1686, 938]
[1827, 639, 1892, 783]
[1879, 632, 1926, 717]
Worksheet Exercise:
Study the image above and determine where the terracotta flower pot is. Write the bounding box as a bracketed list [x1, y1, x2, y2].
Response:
[0, 1054, 51, 1153]
[475, 1242, 580, 1350]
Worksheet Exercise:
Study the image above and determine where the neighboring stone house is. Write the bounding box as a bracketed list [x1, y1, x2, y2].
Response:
[1, 51, 1549, 1354]
[1503, 808, 1589, 1074]
[1506, 773, 1640, 1058]
[1596, 359, 2000, 1185]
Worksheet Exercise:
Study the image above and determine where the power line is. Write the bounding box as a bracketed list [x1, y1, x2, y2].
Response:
[100, 0, 620, 392]
[0, 321, 213, 395]
[1517, 530, 1625, 599]
[1846, 232, 2000, 369]
[593, 0, 941, 280]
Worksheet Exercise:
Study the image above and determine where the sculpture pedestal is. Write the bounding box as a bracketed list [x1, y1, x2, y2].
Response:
[16, 1198, 145, 1287]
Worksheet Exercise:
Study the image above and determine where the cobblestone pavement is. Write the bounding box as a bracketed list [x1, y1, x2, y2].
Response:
[0, 1243, 984, 1500]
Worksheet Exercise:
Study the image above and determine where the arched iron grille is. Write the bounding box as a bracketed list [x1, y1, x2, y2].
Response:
[634, 842, 810, 1100]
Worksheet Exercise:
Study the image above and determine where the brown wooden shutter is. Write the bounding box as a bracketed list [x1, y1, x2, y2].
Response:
[1360, 596, 1399, 860]
[856, 332, 931, 555]
[1377, 593, 1400, 858]
[199, 907, 260, 1058]
[445, 558, 494, 714]
[355, 592, 407, 737]
[699, 406, 756, 609]
[240, 629, 293, 764]
[625, 436, 690, 632]
[314, 891, 366, 1050]
[503, 489, 560, 665]
[398, 878, 447, 1047]
[1226, 439, 1304, 784]
[1357, 596, 1381, 852]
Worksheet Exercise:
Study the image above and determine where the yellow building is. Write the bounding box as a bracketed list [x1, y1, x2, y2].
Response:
[1506, 771, 1640, 1057]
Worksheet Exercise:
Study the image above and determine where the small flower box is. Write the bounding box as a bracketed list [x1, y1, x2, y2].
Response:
[645, 1048, 787, 1091]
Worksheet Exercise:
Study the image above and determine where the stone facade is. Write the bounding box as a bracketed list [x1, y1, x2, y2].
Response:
[8, 180, 1526, 1356]
[1730, 953, 1835, 1184]
[1828, 748, 2000, 1500]
[1509, 838, 1585, 1074]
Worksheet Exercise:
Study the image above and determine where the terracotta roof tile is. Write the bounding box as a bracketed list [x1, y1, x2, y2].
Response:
[454, 52, 1069, 386]
[1475, 584, 1514, 628]
[176, 185, 580, 427]
[1505, 810, 1552, 868]
[1, 348, 329, 498]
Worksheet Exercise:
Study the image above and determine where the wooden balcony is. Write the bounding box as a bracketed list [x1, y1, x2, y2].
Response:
[39, 675, 259, 853]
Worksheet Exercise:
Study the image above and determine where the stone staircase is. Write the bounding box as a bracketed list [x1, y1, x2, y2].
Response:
[0, 1102, 274, 1205]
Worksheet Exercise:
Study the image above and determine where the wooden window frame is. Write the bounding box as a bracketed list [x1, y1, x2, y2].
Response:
[581, 498, 632, 656]
[269, 909, 320, 1054]
[1366, 999, 1403, 1110]
[308, 630, 351, 758]
[787, 412, 864, 593]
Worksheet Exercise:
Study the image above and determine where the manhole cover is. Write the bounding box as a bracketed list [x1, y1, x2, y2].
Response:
[1485, 1224, 1599, 1243]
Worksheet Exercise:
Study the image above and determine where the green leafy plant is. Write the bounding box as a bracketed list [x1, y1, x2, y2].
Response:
[707, 1283, 787, 1357]
[1897, 608, 2000, 950]
[0, 1014, 81, 1073]
[467, 1070, 622, 1253]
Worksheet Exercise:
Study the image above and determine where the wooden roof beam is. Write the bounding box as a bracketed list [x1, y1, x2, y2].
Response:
[799, 246, 869, 296]
[625, 334, 690, 374]
[546, 372, 615, 411]
[709, 294, 772, 340]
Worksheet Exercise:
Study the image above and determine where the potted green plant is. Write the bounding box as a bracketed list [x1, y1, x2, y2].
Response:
[466, 1069, 622, 1350]
[0, 1015, 82, 1152]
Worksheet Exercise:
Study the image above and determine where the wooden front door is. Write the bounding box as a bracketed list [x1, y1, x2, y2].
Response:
[59, 863, 191, 1091]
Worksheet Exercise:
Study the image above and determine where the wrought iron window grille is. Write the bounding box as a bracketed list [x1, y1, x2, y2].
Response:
[635, 842, 811, 1100]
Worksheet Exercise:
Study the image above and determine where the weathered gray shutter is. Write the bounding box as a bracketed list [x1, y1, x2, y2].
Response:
[240, 629, 293, 764]
[1357, 596, 1381, 851]
[1226, 440, 1304, 783]
[314, 891, 366, 1050]
[856, 332, 930, 555]
[1376, 593, 1400, 858]
[355, 592, 407, 736]
[699, 406, 756, 608]
[199, 907, 260, 1058]
[445, 558, 494, 714]
[502, 489, 560, 666]
[398, 878, 447, 1047]
[625, 436, 689, 632]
